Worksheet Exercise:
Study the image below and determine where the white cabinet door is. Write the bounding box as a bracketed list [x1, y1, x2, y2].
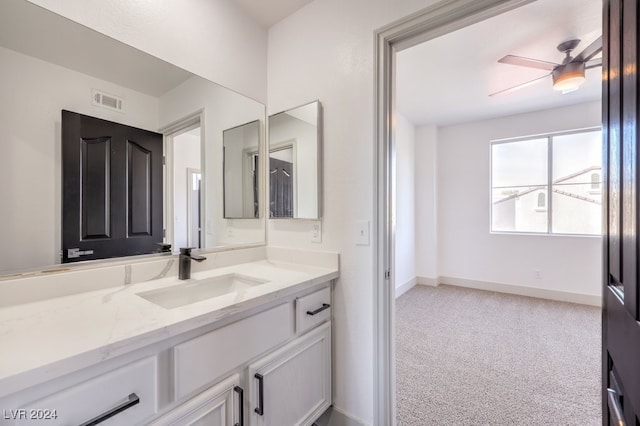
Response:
[150, 374, 243, 426]
[248, 322, 331, 426]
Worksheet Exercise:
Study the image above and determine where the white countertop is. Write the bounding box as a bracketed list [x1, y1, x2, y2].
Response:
[0, 248, 339, 399]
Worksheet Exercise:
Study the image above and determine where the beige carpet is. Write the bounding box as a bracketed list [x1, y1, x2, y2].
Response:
[396, 285, 601, 426]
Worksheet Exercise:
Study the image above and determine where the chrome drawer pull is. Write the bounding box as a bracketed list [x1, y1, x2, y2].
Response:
[306, 303, 330, 316]
[607, 388, 626, 426]
[79, 393, 140, 426]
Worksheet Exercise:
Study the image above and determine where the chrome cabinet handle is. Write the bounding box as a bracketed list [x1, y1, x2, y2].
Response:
[79, 393, 139, 426]
[254, 374, 264, 416]
[234, 386, 244, 426]
[607, 388, 626, 426]
[306, 303, 330, 316]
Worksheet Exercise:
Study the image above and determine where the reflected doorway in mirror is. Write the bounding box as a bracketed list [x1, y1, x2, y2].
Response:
[61, 110, 164, 263]
[268, 100, 322, 219]
[164, 116, 203, 253]
[223, 120, 261, 219]
[269, 145, 295, 218]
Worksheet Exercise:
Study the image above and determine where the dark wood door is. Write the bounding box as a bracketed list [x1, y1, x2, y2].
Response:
[269, 157, 293, 218]
[62, 110, 163, 263]
[602, 1, 640, 425]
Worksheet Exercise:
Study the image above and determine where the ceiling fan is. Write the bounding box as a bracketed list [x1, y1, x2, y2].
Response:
[490, 36, 603, 96]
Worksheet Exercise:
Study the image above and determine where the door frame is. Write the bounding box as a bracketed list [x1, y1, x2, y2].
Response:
[373, 0, 536, 424]
[160, 111, 204, 253]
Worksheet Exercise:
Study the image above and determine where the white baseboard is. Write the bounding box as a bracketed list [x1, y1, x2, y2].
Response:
[395, 277, 416, 298]
[416, 276, 437, 287]
[437, 276, 602, 307]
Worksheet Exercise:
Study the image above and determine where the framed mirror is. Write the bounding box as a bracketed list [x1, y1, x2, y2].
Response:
[0, 0, 265, 274]
[268, 101, 322, 219]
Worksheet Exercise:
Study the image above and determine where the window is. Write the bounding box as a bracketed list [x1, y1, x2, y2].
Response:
[491, 129, 602, 235]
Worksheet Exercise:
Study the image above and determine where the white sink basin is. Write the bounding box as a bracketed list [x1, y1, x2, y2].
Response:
[137, 273, 269, 309]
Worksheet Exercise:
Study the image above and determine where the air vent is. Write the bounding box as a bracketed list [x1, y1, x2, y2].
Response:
[92, 89, 124, 112]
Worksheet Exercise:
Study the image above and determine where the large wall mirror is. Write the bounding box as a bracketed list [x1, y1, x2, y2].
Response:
[0, 0, 265, 274]
[268, 101, 322, 219]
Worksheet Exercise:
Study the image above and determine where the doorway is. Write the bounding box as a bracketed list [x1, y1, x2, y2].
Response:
[163, 114, 203, 253]
[374, 0, 604, 424]
[186, 168, 202, 248]
[269, 144, 296, 218]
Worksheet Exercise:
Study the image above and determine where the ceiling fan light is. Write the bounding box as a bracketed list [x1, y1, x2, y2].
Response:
[552, 62, 586, 92]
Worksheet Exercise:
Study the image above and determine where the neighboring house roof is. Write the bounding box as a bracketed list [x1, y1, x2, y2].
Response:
[494, 165, 602, 205]
[554, 165, 601, 184]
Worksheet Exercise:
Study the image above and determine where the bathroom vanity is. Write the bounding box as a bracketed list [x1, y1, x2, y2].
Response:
[0, 247, 338, 425]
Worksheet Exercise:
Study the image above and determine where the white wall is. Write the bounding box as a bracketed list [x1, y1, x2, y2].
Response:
[415, 125, 438, 282]
[0, 46, 159, 272]
[267, 0, 445, 422]
[435, 101, 602, 298]
[394, 113, 416, 291]
[27, 0, 268, 103]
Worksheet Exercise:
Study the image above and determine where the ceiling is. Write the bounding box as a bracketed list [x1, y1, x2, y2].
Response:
[231, 0, 313, 27]
[396, 0, 602, 127]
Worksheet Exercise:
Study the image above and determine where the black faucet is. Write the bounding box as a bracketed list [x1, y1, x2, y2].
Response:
[179, 248, 206, 280]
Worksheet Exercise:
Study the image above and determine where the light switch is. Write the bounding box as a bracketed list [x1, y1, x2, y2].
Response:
[356, 220, 370, 246]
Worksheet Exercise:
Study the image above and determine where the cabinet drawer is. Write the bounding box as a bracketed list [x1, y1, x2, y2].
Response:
[17, 356, 158, 426]
[296, 287, 331, 334]
[174, 302, 293, 400]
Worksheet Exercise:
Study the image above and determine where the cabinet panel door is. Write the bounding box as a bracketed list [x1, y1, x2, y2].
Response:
[150, 375, 241, 426]
[248, 323, 331, 426]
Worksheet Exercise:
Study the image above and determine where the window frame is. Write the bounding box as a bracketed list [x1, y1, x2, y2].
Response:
[489, 126, 602, 237]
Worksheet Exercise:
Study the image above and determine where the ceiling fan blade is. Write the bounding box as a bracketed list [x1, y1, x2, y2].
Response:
[574, 36, 602, 62]
[585, 57, 602, 69]
[489, 73, 550, 97]
[498, 55, 559, 71]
